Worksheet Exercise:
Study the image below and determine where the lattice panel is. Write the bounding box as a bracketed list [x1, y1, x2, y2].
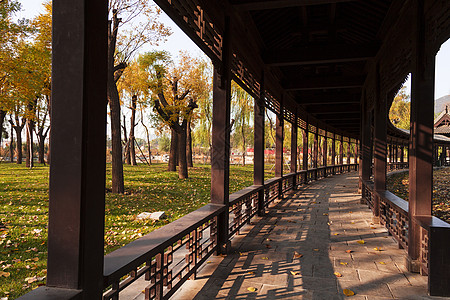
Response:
[318, 128, 326, 136]
[419, 227, 429, 275]
[298, 118, 307, 130]
[380, 199, 408, 249]
[265, 93, 281, 115]
[158, 0, 222, 60]
[229, 190, 259, 236]
[283, 108, 295, 124]
[231, 53, 260, 97]
[308, 124, 316, 134]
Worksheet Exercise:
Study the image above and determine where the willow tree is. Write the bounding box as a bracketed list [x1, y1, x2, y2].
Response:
[231, 82, 253, 166]
[108, 0, 171, 193]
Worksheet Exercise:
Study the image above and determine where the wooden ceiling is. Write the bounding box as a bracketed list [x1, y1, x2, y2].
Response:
[229, 0, 392, 136]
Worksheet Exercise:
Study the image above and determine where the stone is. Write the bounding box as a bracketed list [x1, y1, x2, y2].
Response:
[136, 211, 166, 220]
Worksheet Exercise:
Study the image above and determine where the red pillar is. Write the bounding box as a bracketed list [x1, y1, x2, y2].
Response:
[291, 114, 298, 174]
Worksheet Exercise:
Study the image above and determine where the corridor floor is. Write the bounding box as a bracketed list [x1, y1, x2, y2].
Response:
[170, 172, 445, 300]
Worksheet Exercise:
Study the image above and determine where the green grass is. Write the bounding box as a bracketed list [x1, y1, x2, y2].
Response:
[387, 168, 450, 223]
[0, 162, 274, 299]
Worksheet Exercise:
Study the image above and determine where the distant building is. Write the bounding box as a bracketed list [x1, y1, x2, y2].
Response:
[434, 106, 450, 137]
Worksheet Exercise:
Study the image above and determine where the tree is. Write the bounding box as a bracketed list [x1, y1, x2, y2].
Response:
[231, 82, 254, 166]
[389, 86, 410, 130]
[107, 1, 171, 193]
[0, 0, 28, 151]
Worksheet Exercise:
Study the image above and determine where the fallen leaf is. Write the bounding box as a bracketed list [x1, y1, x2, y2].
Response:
[370, 226, 377, 229]
[345, 250, 353, 253]
[349, 211, 353, 214]
[373, 247, 382, 251]
[343, 288, 355, 296]
[248, 271, 255, 274]
[290, 271, 300, 276]
[334, 272, 342, 277]
[0, 271, 10, 277]
[334, 233, 339, 236]
[340, 262, 348, 266]
[313, 248, 319, 251]
[323, 213, 328, 216]
[207, 261, 211, 264]
[265, 244, 271, 249]
[262, 257, 268, 260]
[293, 251, 303, 259]
[379, 262, 386, 265]
[247, 287, 257, 292]
[357, 240, 365, 244]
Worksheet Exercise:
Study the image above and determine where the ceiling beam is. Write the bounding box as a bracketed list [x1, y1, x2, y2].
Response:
[231, 0, 356, 11]
[305, 103, 360, 114]
[265, 44, 378, 66]
[284, 75, 365, 91]
[296, 93, 360, 105]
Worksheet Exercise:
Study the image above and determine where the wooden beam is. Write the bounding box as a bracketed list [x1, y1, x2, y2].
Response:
[305, 103, 360, 114]
[284, 75, 365, 91]
[296, 93, 360, 105]
[231, 0, 356, 11]
[265, 44, 378, 66]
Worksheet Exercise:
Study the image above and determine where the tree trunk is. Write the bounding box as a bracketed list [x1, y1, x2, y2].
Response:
[168, 128, 178, 171]
[15, 126, 22, 164]
[9, 125, 14, 162]
[26, 119, 34, 168]
[0, 110, 5, 148]
[241, 124, 246, 166]
[187, 120, 193, 167]
[140, 111, 152, 164]
[108, 10, 124, 193]
[123, 115, 130, 165]
[178, 125, 188, 179]
[129, 95, 137, 166]
[38, 135, 45, 164]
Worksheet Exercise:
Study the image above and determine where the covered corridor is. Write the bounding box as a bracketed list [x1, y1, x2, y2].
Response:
[17, 0, 450, 299]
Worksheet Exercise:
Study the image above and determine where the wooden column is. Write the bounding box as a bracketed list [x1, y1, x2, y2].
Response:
[331, 133, 336, 174]
[275, 113, 284, 178]
[46, 1, 108, 298]
[400, 145, 404, 163]
[339, 135, 344, 165]
[313, 131, 318, 179]
[408, 0, 434, 275]
[373, 64, 386, 221]
[303, 126, 308, 171]
[323, 134, 328, 174]
[254, 74, 265, 215]
[254, 75, 265, 187]
[347, 140, 351, 166]
[291, 118, 298, 174]
[211, 17, 231, 254]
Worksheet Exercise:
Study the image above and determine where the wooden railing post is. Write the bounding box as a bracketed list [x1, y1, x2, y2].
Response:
[331, 133, 336, 174]
[211, 17, 231, 255]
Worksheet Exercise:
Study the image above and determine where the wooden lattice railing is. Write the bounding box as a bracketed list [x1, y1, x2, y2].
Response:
[360, 179, 450, 294]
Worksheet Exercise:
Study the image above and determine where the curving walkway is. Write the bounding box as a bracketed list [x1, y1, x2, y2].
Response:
[169, 172, 445, 300]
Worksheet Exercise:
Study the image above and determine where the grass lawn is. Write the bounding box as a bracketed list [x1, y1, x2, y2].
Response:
[0, 162, 274, 299]
[387, 168, 450, 223]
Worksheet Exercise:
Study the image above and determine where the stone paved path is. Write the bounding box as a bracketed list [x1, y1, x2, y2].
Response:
[171, 172, 445, 300]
